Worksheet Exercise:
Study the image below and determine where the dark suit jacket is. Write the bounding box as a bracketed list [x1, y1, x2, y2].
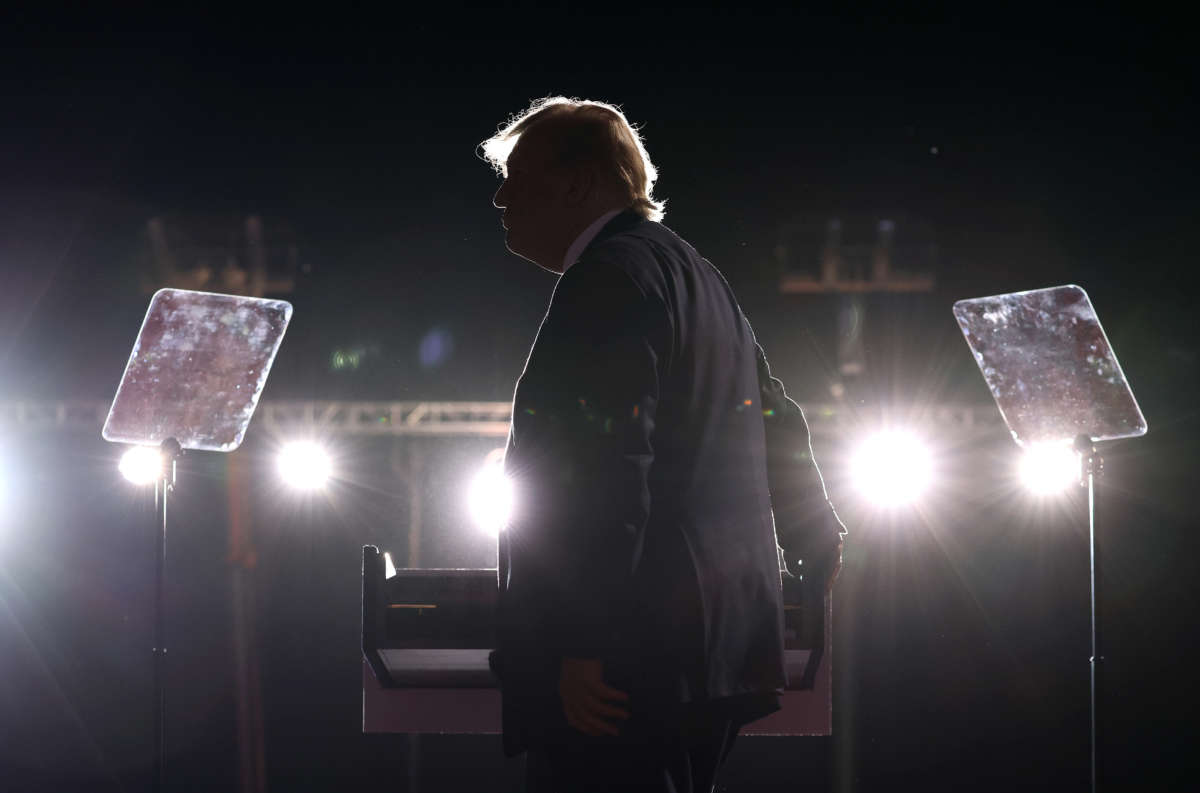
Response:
[492, 210, 844, 756]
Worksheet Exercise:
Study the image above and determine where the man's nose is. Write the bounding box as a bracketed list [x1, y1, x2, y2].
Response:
[492, 182, 507, 209]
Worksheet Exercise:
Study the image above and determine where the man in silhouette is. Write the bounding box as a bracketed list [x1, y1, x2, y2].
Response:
[482, 97, 844, 792]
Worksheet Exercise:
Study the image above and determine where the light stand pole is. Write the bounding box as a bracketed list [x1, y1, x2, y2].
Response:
[1075, 435, 1104, 793]
[153, 437, 183, 793]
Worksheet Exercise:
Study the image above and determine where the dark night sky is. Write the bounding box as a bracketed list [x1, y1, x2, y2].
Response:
[2, 8, 1194, 408]
[1, 7, 1198, 791]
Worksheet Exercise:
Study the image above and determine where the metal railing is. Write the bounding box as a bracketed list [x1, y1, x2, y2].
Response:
[1, 400, 1003, 439]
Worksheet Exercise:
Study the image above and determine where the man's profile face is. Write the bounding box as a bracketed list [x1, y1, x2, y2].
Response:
[492, 130, 569, 271]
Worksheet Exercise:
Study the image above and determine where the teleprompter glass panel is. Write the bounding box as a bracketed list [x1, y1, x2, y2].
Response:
[953, 285, 1146, 446]
[103, 289, 293, 452]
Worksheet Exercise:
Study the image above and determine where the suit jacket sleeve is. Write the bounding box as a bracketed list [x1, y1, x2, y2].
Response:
[749, 322, 846, 578]
[508, 254, 662, 658]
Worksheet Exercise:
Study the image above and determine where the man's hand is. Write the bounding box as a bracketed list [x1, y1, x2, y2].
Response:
[822, 541, 843, 595]
[558, 657, 630, 737]
[792, 541, 842, 595]
[782, 540, 844, 595]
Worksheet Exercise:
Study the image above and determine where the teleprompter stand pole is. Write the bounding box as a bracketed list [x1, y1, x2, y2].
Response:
[1075, 434, 1104, 793]
[153, 438, 183, 793]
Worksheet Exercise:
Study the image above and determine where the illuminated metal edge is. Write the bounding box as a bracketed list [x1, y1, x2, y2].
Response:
[2, 400, 1005, 438]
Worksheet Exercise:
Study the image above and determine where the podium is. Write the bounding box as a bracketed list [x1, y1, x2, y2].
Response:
[361, 546, 832, 736]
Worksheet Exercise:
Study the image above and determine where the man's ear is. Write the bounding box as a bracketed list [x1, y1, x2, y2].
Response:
[563, 166, 595, 208]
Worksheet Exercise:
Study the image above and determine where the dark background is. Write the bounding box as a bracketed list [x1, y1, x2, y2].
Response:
[1, 6, 1196, 791]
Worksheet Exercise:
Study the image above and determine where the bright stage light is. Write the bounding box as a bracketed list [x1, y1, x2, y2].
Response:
[1019, 442, 1079, 495]
[467, 455, 513, 534]
[277, 441, 332, 490]
[119, 445, 165, 485]
[851, 430, 933, 506]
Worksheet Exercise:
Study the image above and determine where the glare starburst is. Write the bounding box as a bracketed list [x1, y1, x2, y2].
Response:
[851, 430, 933, 507]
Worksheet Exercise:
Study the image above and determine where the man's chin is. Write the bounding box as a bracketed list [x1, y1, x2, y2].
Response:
[505, 240, 559, 273]
[504, 239, 529, 261]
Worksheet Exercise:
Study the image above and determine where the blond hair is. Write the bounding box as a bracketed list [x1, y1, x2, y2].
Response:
[480, 96, 665, 222]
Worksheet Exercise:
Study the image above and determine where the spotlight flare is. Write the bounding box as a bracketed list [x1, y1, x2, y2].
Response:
[468, 463, 513, 535]
[851, 430, 933, 506]
[277, 441, 332, 490]
[120, 446, 165, 485]
[1019, 442, 1079, 494]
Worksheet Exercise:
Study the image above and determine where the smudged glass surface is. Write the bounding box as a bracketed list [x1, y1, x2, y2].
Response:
[953, 285, 1146, 446]
[103, 289, 293, 452]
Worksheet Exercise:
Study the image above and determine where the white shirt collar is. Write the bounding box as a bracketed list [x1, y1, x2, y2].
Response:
[562, 209, 623, 273]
